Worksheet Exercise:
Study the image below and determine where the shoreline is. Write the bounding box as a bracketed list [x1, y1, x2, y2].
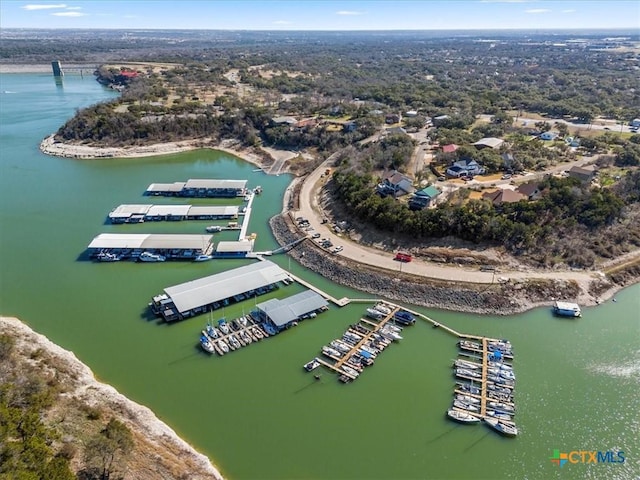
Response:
[39, 135, 638, 313]
[0, 316, 224, 480]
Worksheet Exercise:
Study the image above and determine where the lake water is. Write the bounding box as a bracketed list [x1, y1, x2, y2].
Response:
[0, 73, 638, 480]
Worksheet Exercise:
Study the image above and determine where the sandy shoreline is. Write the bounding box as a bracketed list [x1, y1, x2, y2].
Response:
[0, 316, 224, 480]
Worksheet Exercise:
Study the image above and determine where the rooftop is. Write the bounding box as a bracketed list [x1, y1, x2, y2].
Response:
[257, 290, 328, 328]
[165, 260, 289, 314]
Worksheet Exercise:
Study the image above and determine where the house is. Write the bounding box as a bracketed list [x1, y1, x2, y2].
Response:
[446, 158, 485, 177]
[432, 115, 450, 127]
[473, 137, 504, 150]
[271, 116, 298, 126]
[377, 170, 415, 197]
[516, 182, 542, 200]
[385, 113, 401, 124]
[295, 117, 318, 129]
[482, 189, 526, 206]
[441, 144, 458, 154]
[539, 131, 559, 141]
[405, 110, 418, 117]
[343, 121, 357, 133]
[409, 185, 441, 209]
[568, 165, 597, 183]
[385, 126, 407, 136]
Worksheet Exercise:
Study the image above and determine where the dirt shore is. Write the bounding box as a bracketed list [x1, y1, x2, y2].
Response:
[0, 316, 223, 480]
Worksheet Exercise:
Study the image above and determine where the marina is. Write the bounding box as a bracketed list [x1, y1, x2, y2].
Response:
[308, 302, 411, 382]
[449, 336, 518, 437]
[87, 233, 214, 261]
[145, 178, 248, 197]
[107, 204, 241, 223]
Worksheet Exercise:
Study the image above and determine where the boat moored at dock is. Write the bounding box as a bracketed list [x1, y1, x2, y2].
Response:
[447, 409, 481, 424]
[553, 301, 582, 318]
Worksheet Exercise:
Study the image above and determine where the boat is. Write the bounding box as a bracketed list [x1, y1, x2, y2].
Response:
[453, 400, 479, 412]
[244, 194, 251, 201]
[484, 417, 518, 437]
[139, 251, 166, 262]
[251, 326, 264, 340]
[456, 368, 481, 379]
[486, 410, 514, 421]
[330, 340, 352, 354]
[393, 310, 415, 325]
[500, 370, 516, 381]
[205, 324, 219, 339]
[217, 339, 230, 354]
[253, 185, 263, 194]
[239, 330, 252, 344]
[262, 323, 277, 336]
[206, 225, 223, 233]
[455, 394, 480, 404]
[379, 326, 402, 341]
[97, 252, 120, 262]
[341, 365, 359, 378]
[454, 359, 481, 369]
[238, 316, 249, 327]
[447, 409, 480, 424]
[217, 319, 230, 335]
[194, 254, 213, 262]
[373, 304, 392, 315]
[199, 335, 215, 354]
[553, 301, 582, 318]
[365, 308, 385, 320]
[456, 382, 481, 395]
[228, 334, 242, 349]
[322, 346, 342, 358]
[488, 401, 515, 413]
[304, 358, 321, 372]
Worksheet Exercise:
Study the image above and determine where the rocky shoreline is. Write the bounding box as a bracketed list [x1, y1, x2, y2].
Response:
[269, 214, 624, 315]
[0, 316, 224, 480]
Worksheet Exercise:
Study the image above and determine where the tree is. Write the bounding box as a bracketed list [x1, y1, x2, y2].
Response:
[83, 418, 134, 480]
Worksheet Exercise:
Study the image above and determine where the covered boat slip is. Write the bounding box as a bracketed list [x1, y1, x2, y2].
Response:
[87, 233, 214, 259]
[153, 260, 291, 322]
[107, 204, 240, 223]
[145, 179, 248, 198]
[215, 240, 254, 258]
[254, 290, 329, 331]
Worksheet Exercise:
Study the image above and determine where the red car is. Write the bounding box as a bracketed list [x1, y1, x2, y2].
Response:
[394, 252, 412, 262]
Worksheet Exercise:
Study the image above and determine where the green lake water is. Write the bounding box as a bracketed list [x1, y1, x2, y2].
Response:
[0, 73, 638, 480]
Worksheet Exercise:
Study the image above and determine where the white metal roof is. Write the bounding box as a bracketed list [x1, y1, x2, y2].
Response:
[146, 205, 191, 216]
[109, 205, 152, 217]
[257, 290, 328, 327]
[215, 240, 253, 253]
[87, 233, 212, 250]
[187, 206, 239, 216]
[164, 261, 289, 314]
[184, 179, 247, 190]
[146, 182, 186, 192]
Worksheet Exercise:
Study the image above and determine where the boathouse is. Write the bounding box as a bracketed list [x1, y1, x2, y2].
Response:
[254, 290, 329, 331]
[107, 204, 239, 223]
[151, 260, 290, 322]
[145, 179, 247, 198]
[86, 233, 214, 259]
[214, 240, 254, 258]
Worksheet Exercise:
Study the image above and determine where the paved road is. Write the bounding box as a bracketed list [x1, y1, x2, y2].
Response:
[294, 157, 602, 286]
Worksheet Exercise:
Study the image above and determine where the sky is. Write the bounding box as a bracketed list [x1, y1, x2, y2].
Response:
[1, 0, 638, 30]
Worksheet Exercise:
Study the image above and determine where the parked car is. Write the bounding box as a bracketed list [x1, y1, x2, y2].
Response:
[332, 246, 344, 254]
[311, 233, 321, 239]
[501, 174, 512, 180]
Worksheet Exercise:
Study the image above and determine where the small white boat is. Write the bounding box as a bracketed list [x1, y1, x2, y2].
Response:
[341, 365, 359, 377]
[486, 410, 514, 421]
[217, 319, 230, 335]
[488, 401, 515, 412]
[373, 304, 392, 315]
[453, 400, 479, 412]
[244, 194, 251, 201]
[200, 335, 215, 354]
[330, 340, 352, 354]
[447, 409, 480, 424]
[454, 359, 481, 369]
[379, 326, 402, 341]
[139, 251, 166, 262]
[194, 254, 213, 262]
[484, 417, 518, 437]
[455, 394, 480, 404]
[322, 346, 342, 358]
[217, 339, 230, 354]
[206, 225, 222, 233]
[365, 308, 385, 320]
[97, 252, 120, 262]
[304, 358, 321, 371]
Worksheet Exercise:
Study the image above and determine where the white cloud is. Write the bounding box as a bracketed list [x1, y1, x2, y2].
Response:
[65, 6, 82, 10]
[336, 10, 364, 16]
[562, 9, 576, 13]
[51, 11, 86, 17]
[22, 4, 67, 10]
[525, 8, 552, 14]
